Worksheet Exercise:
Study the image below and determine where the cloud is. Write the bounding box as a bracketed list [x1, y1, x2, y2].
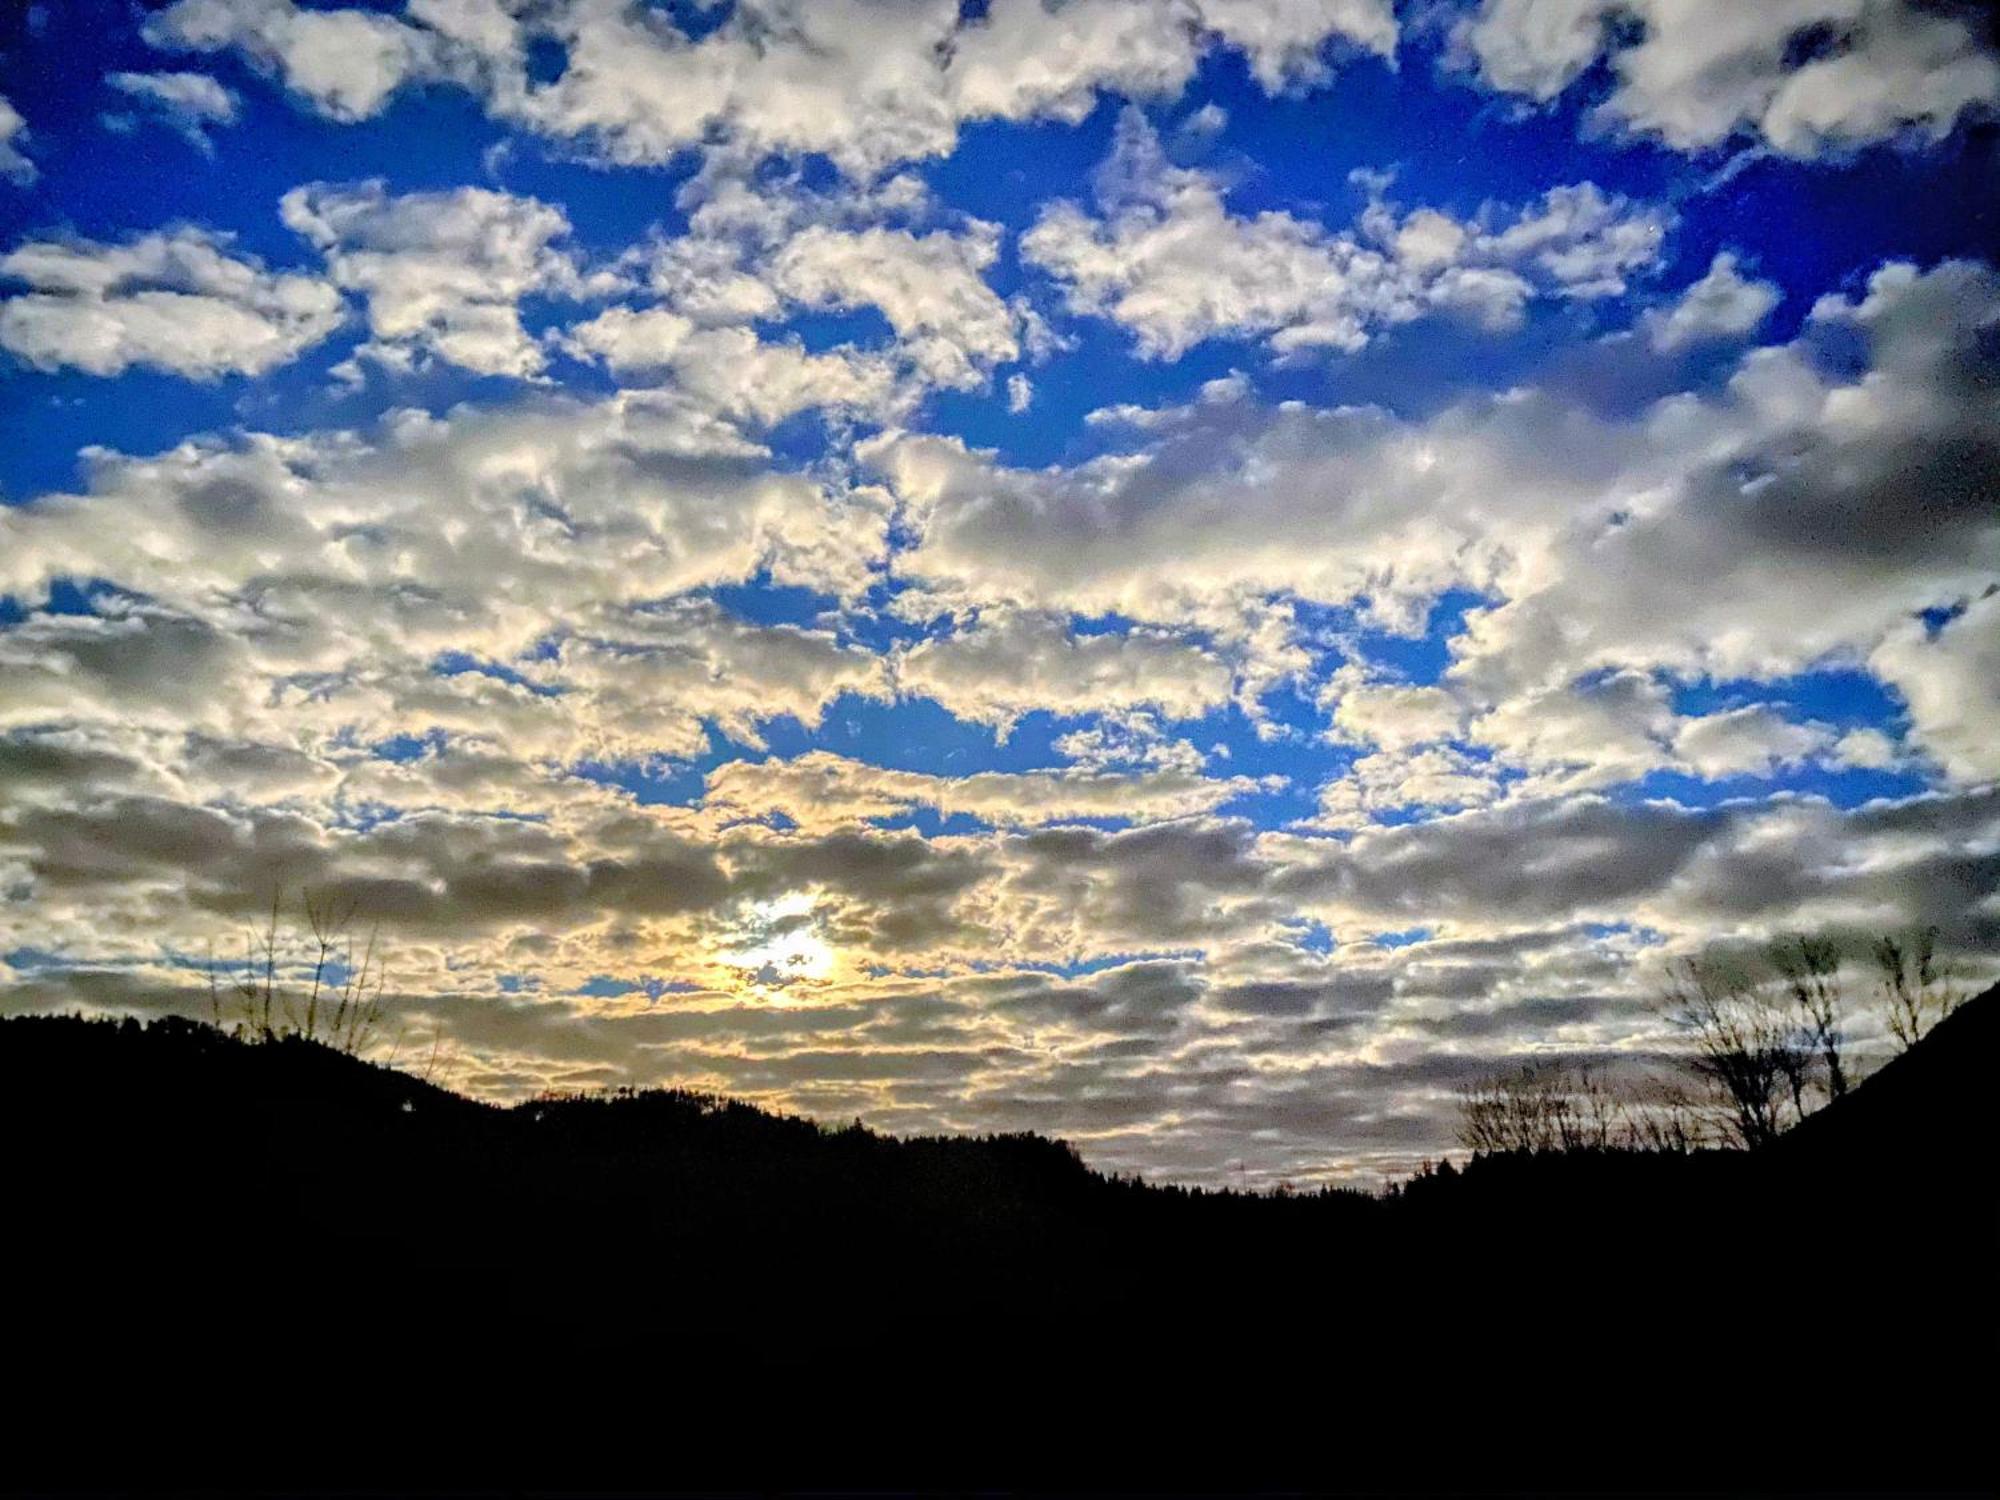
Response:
[3, 0, 1995, 1190]
[144, 0, 449, 122]
[1644, 251, 1781, 351]
[768, 221, 1018, 390]
[864, 372, 1604, 627]
[1458, 0, 2000, 155]
[869, 259, 2000, 809]
[0, 94, 36, 185]
[562, 312, 904, 426]
[702, 750, 1269, 831]
[1021, 110, 1666, 357]
[560, 170, 1026, 411]
[1453, 259, 2000, 699]
[1270, 785, 2000, 949]
[282, 180, 611, 379]
[104, 71, 240, 153]
[1196, 0, 1398, 89]
[1311, 745, 1505, 829]
[143, 0, 1397, 175]
[1323, 671, 1467, 750]
[894, 610, 1235, 733]
[1870, 590, 2000, 783]
[0, 227, 343, 378]
[1671, 705, 1832, 779]
[0, 389, 891, 769]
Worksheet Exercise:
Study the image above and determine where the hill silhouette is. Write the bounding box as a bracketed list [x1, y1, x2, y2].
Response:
[5, 988, 1993, 1491]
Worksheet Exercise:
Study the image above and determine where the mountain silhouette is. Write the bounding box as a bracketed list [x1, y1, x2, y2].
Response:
[6, 986, 1992, 1491]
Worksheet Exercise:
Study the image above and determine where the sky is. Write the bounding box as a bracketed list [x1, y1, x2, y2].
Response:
[1, 0, 1997, 1185]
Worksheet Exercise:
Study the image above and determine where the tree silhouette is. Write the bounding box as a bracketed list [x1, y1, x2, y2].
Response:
[1658, 956, 1807, 1148]
[1872, 927, 1963, 1053]
[1455, 1057, 1625, 1153]
[1770, 932, 1849, 1099]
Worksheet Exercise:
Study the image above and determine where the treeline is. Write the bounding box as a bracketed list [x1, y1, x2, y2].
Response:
[1458, 928, 1969, 1154]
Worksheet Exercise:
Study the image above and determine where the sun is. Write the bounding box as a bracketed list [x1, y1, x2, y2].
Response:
[718, 893, 837, 991]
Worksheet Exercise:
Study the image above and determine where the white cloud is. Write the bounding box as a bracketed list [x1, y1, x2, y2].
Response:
[1022, 110, 1667, 357]
[0, 389, 891, 764]
[1197, 0, 1398, 90]
[867, 258, 2000, 802]
[281, 181, 608, 378]
[143, 0, 1397, 175]
[1323, 672, 1467, 750]
[1053, 712, 1213, 775]
[145, 0, 445, 122]
[768, 222, 1018, 390]
[0, 94, 36, 185]
[1870, 590, 2000, 783]
[562, 312, 904, 426]
[1645, 251, 1781, 351]
[1311, 744, 1504, 829]
[864, 375, 1595, 627]
[0, 228, 344, 378]
[703, 749, 1266, 831]
[563, 171, 1025, 409]
[1459, 0, 2000, 156]
[1671, 705, 1831, 779]
[104, 71, 240, 154]
[1831, 725, 1901, 770]
[1455, 0, 1610, 102]
[895, 611, 1235, 733]
[1454, 259, 2000, 698]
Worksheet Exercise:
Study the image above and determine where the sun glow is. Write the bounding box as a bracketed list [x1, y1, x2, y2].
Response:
[719, 893, 838, 993]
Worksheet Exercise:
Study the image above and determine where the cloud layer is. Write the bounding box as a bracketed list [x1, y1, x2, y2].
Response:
[2, 0, 1995, 1185]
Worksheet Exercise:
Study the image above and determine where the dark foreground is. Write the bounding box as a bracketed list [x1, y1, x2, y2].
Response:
[6, 990, 1994, 1492]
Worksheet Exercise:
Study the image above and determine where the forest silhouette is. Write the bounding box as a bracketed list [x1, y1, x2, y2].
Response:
[6, 982, 1993, 1491]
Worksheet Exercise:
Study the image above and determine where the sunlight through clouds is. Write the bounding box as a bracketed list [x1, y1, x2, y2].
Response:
[1, 0, 1995, 1184]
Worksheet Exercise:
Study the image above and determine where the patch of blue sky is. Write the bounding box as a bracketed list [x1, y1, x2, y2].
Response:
[865, 808, 988, 837]
[572, 973, 703, 1001]
[1347, 588, 1490, 683]
[3, 946, 71, 973]
[1372, 926, 1435, 949]
[0, 578, 108, 620]
[1918, 599, 1974, 636]
[1614, 762, 1928, 812]
[370, 731, 447, 763]
[707, 576, 845, 629]
[3, 63, 515, 259]
[432, 652, 563, 695]
[1281, 918, 1337, 955]
[931, 320, 1252, 469]
[1669, 666, 1906, 729]
[1583, 920, 1666, 947]
[772, 305, 899, 355]
[571, 736, 725, 806]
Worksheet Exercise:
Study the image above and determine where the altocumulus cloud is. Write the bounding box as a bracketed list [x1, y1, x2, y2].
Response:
[0, 0, 1995, 1184]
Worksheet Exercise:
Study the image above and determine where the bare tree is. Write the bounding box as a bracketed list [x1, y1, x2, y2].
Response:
[1872, 927, 1962, 1053]
[1658, 957, 1808, 1149]
[1770, 933, 1849, 1100]
[1617, 1074, 1713, 1153]
[1456, 1058, 1627, 1154]
[233, 890, 285, 1041]
[209, 889, 390, 1057]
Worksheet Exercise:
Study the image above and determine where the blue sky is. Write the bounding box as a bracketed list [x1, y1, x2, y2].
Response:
[1, 0, 1996, 1183]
